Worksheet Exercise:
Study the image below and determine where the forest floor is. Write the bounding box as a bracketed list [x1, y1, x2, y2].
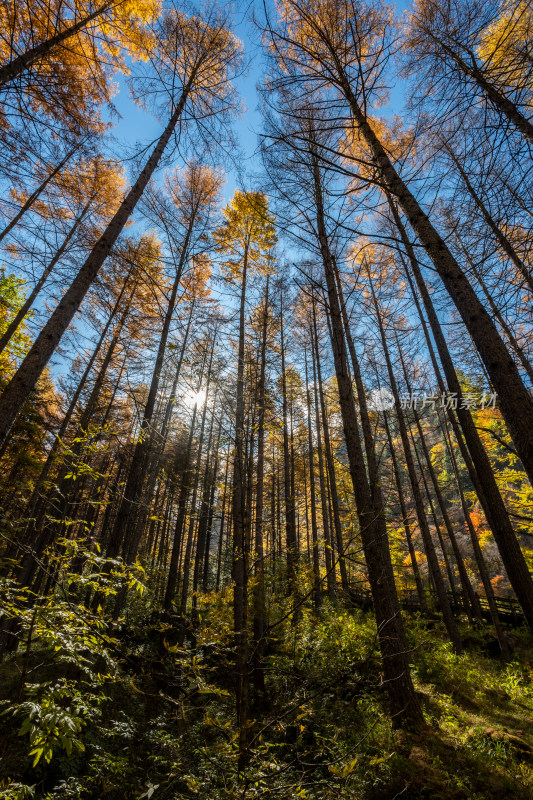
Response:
[1, 588, 533, 800]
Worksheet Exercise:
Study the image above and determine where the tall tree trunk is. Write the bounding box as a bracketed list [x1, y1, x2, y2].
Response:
[203, 422, 222, 591]
[310, 316, 335, 600]
[411, 428, 460, 603]
[333, 263, 381, 494]
[253, 276, 269, 697]
[439, 411, 510, 658]
[309, 145, 425, 726]
[339, 81, 533, 483]
[389, 199, 533, 633]
[0, 1, 114, 88]
[232, 239, 251, 771]
[192, 385, 218, 608]
[162, 345, 209, 611]
[279, 295, 298, 587]
[179, 375, 212, 621]
[453, 443, 510, 648]
[141, 298, 196, 547]
[216, 450, 231, 592]
[158, 299, 196, 446]
[382, 409, 426, 609]
[304, 344, 321, 609]
[110, 226, 196, 566]
[0, 76, 196, 451]
[20, 265, 134, 534]
[313, 306, 349, 593]
[0, 196, 94, 355]
[15, 285, 134, 587]
[396, 337, 482, 618]
[366, 268, 462, 650]
[302, 453, 311, 559]
[46, 294, 133, 544]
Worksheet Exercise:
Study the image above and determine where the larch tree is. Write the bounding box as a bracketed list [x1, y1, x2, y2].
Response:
[0, 2, 243, 452]
[264, 0, 533, 489]
[259, 84, 426, 726]
[405, 0, 533, 145]
[108, 163, 221, 567]
[0, 155, 127, 356]
[213, 189, 277, 770]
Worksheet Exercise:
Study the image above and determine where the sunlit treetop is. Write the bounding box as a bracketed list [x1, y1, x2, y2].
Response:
[0, 0, 160, 134]
[477, 0, 533, 96]
[0, 0, 160, 67]
[269, 0, 393, 110]
[404, 0, 533, 110]
[48, 155, 126, 227]
[346, 238, 410, 301]
[5, 156, 128, 265]
[129, 5, 244, 132]
[341, 114, 419, 185]
[181, 252, 213, 304]
[213, 190, 277, 280]
[98, 233, 166, 340]
[166, 162, 224, 230]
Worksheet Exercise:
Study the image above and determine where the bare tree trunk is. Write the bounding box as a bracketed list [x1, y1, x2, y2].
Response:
[302, 444, 311, 560]
[382, 410, 426, 609]
[203, 422, 222, 591]
[333, 264, 381, 495]
[389, 200, 533, 633]
[411, 428, 460, 603]
[279, 295, 298, 587]
[15, 286, 133, 587]
[313, 310, 349, 593]
[304, 344, 321, 609]
[111, 224, 197, 567]
[439, 412, 510, 658]
[253, 276, 269, 697]
[158, 299, 196, 446]
[231, 239, 251, 772]
[216, 451, 230, 592]
[179, 379, 211, 621]
[20, 265, 133, 533]
[162, 345, 209, 611]
[367, 267, 462, 649]
[0, 77, 195, 451]
[192, 386, 219, 608]
[340, 82, 533, 483]
[310, 146, 425, 726]
[396, 338, 481, 618]
[310, 315, 335, 600]
[0, 1, 113, 88]
[0, 145, 78, 244]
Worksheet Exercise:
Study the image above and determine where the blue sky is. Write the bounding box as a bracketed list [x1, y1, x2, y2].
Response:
[110, 1, 266, 204]
[109, 0, 412, 205]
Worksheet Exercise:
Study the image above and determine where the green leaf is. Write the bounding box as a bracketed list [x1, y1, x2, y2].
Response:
[30, 746, 44, 766]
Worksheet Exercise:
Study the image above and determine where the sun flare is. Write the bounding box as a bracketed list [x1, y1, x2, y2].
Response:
[183, 388, 206, 409]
